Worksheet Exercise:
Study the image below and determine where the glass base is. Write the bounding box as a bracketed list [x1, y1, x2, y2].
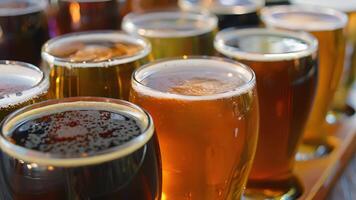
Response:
[295, 140, 334, 161]
[326, 104, 355, 124]
[244, 176, 303, 200]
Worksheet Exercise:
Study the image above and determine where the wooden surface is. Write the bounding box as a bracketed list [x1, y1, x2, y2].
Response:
[294, 88, 356, 200]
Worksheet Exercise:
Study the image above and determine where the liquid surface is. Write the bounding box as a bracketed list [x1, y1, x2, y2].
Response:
[139, 63, 249, 96]
[9, 109, 142, 156]
[225, 34, 309, 54]
[0, 64, 42, 101]
[49, 40, 143, 62]
[0, 0, 45, 16]
[268, 10, 346, 31]
[124, 12, 217, 37]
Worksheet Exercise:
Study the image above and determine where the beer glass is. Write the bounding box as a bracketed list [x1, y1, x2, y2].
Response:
[130, 57, 259, 199]
[291, 0, 356, 122]
[0, 97, 161, 200]
[0, 0, 49, 65]
[49, 0, 125, 36]
[122, 11, 217, 59]
[261, 5, 348, 160]
[179, 0, 264, 29]
[215, 28, 318, 199]
[42, 31, 151, 100]
[0, 60, 49, 121]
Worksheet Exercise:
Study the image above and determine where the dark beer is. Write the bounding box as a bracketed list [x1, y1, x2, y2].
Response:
[0, 97, 161, 200]
[0, 61, 49, 121]
[215, 28, 318, 199]
[50, 0, 124, 36]
[42, 31, 151, 100]
[179, 0, 264, 29]
[0, 0, 49, 65]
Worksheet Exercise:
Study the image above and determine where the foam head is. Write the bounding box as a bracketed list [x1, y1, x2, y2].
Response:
[261, 5, 348, 31]
[0, 98, 154, 167]
[0, 61, 48, 109]
[133, 57, 256, 100]
[0, 0, 47, 16]
[42, 31, 151, 68]
[122, 11, 218, 38]
[214, 28, 318, 61]
[179, 0, 264, 15]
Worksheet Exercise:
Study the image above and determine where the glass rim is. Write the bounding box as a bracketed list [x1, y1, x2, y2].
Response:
[41, 30, 152, 68]
[0, 97, 155, 167]
[0, 60, 49, 109]
[261, 5, 348, 31]
[132, 56, 256, 101]
[122, 10, 218, 38]
[0, 0, 47, 16]
[214, 28, 318, 62]
[291, 0, 356, 13]
[178, 0, 265, 15]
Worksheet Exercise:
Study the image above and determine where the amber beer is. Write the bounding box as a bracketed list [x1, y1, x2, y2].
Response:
[291, 0, 356, 119]
[0, 0, 49, 65]
[122, 11, 217, 59]
[50, 0, 125, 36]
[179, 0, 264, 29]
[215, 28, 318, 199]
[42, 31, 151, 100]
[0, 97, 161, 199]
[261, 5, 348, 159]
[130, 57, 259, 199]
[128, 0, 178, 12]
[0, 61, 49, 121]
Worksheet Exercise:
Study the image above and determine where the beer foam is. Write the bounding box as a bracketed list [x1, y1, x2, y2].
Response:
[132, 57, 256, 101]
[42, 31, 151, 68]
[291, 0, 356, 13]
[0, 62, 48, 109]
[179, 0, 264, 15]
[0, 100, 154, 167]
[261, 5, 348, 31]
[122, 11, 218, 38]
[214, 28, 318, 61]
[0, 0, 47, 16]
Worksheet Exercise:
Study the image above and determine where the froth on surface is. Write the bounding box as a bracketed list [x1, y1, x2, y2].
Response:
[9, 110, 142, 157]
[261, 5, 348, 31]
[49, 41, 143, 62]
[0, 0, 47, 16]
[179, 0, 264, 15]
[0, 63, 47, 108]
[214, 28, 317, 61]
[122, 11, 217, 38]
[42, 32, 151, 68]
[0, 101, 154, 167]
[133, 58, 255, 100]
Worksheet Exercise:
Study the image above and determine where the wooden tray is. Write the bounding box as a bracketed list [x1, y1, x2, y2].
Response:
[295, 88, 356, 200]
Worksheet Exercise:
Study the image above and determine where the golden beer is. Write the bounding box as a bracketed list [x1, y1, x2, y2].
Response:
[179, 0, 264, 29]
[41, 31, 151, 100]
[261, 5, 348, 159]
[122, 11, 217, 59]
[0, 60, 49, 121]
[130, 57, 259, 199]
[215, 28, 318, 199]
